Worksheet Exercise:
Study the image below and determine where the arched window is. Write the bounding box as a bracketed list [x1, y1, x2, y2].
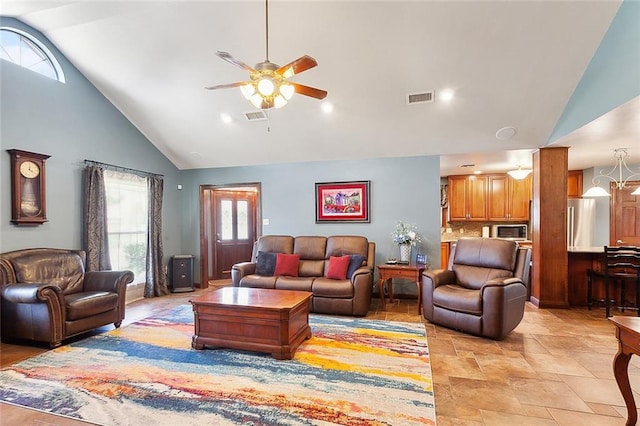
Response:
[0, 27, 65, 82]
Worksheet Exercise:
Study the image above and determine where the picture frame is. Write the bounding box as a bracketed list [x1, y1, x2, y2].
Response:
[315, 180, 370, 223]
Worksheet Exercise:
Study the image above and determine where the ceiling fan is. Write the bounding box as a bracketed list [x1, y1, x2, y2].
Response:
[205, 0, 327, 110]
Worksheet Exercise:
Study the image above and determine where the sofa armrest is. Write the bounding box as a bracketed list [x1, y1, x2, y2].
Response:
[231, 262, 256, 286]
[84, 270, 134, 293]
[1, 282, 63, 304]
[423, 269, 456, 288]
[351, 268, 373, 316]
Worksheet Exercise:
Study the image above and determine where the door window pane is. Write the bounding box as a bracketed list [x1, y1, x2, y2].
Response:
[237, 200, 248, 239]
[220, 199, 233, 240]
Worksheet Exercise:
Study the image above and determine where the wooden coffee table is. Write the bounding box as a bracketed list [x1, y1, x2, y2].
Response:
[190, 287, 312, 360]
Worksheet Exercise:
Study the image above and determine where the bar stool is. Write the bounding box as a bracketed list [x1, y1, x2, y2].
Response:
[588, 246, 640, 318]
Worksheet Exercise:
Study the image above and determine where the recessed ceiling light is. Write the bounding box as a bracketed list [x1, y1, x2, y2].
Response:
[220, 113, 232, 123]
[496, 126, 517, 140]
[439, 89, 454, 102]
[321, 102, 334, 113]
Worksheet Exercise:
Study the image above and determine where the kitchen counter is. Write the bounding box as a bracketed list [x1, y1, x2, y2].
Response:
[568, 246, 605, 253]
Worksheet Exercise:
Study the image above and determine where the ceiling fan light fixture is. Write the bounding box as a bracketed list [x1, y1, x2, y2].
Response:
[250, 93, 266, 109]
[240, 83, 255, 99]
[257, 78, 275, 96]
[280, 83, 294, 100]
[273, 94, 287, 108]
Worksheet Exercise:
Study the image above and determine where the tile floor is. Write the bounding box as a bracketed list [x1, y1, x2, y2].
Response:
[1, 285, 639, 425]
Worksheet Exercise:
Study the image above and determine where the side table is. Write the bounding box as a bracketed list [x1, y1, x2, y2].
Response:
[610, 316, 640, 426]
[376, 263, 426, 315]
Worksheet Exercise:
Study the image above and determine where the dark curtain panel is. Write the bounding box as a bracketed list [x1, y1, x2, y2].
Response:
[145, 176, 170, 297]
[83, 165, 112, 271]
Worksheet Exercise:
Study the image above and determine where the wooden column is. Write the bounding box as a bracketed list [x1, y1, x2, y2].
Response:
[530, 147, 570, 308]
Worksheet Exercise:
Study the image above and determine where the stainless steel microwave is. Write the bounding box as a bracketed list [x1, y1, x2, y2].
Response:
[492, 224, 528, 241]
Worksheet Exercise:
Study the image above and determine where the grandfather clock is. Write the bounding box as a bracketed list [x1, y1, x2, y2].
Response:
[7, 149, 51, 226]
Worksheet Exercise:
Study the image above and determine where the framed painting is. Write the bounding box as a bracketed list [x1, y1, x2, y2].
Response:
[315, 180, 370, 223]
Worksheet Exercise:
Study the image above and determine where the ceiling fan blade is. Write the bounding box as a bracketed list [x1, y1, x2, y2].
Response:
[276, 55, 318, 78]
[204, 81, 249, 90]
[215, 51, 256, 73]
[290, 82, 327, 100]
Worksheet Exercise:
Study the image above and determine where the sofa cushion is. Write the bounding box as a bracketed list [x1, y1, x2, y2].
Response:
[312, 278, 354, 298]
[253, 235, 294, 261]
[275, 276, 314, 292]
[255, 251, 277, 276]
[325, 255, 350, 280]
[347, 254, 366, 279]
[326, 236, 368, 259]
[294, 236, 327, 260]
[65, 291, 118, 321]
[274, 253, 300, 277]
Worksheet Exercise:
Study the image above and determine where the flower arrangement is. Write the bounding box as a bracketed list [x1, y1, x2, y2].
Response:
[392, 221, 421, 246]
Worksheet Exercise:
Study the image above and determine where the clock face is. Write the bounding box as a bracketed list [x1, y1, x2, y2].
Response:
[19, 161, 40, 178]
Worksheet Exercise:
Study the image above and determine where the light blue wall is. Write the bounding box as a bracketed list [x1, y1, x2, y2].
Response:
[180, 156, 442, 294]
[550, 0, 639, 245]
[582, 162, 640, 247]
[549, 0, 640, 143]
[0, 18, 182, 261]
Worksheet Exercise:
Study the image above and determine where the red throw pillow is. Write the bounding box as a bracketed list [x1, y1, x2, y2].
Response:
[274, 253, 300, 277]
[325, 255, 351, 280]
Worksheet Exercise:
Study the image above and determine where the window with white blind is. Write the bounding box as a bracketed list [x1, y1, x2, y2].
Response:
[104, 170, 148, 283]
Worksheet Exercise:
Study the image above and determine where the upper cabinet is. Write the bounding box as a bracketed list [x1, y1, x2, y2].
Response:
[567, 170, 584, 198]
[448, 175, 488, 221]
[448, 173, 531, 222]
[487, 174, 532, 221]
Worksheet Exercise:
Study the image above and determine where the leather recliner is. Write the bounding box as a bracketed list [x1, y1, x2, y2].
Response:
[0, 248, 134, 347]
[422, 237, 531, 340]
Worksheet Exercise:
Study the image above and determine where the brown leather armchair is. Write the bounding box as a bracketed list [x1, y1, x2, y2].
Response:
[422, 238, 531, 340]
[1, 248, 134, 347]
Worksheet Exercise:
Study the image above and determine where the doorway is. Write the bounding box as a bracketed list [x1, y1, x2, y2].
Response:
[610, 180, 640, 246]
[200, 183, 261, 286]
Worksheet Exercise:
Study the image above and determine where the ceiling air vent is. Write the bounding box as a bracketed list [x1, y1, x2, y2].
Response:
[244, 111, 267, 121]
[406, 91, 434, 105]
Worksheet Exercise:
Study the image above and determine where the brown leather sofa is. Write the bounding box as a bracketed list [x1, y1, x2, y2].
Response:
[422, 237, 531, 340]
[0, 248, 134, 347]
[232, 235, 375, 316]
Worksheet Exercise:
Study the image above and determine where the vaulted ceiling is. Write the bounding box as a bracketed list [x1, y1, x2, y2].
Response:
[3, 1, 637, 174]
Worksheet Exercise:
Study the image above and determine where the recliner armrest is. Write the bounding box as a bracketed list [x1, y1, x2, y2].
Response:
[231, 262, 256, 286]
[423, 269, 456, 288]
[482, 277, 523, 288]
[1, 282, 62, 304]
[84, 270, 134, 293]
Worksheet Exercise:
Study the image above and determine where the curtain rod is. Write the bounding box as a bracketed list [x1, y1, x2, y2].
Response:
[84, 160, 163, 178]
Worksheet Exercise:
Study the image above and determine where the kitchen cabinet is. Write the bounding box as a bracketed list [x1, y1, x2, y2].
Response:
[567, 170, 584, 198]
[448, 175, 488, 221]
[440, 242, 451, 269]
[487, 174, 532, 221]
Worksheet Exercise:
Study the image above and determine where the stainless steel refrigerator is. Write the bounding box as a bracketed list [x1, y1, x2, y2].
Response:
[567, 198, 596, 248]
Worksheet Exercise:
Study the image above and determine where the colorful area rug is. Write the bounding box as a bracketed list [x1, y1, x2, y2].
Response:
[0, 305, 435, 425]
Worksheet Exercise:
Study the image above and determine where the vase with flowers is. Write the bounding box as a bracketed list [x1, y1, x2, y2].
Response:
[392, 221, 421, 263]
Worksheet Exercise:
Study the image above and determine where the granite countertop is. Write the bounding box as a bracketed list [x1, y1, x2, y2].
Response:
[567, 246, 605, 253]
